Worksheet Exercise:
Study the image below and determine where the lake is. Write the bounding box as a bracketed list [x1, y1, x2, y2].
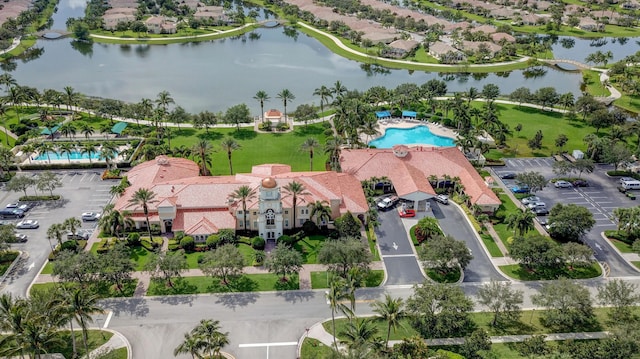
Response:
[1, 0, 617, 114]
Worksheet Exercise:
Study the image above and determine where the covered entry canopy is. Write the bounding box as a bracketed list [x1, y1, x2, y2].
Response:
[111, 122, 128, 134]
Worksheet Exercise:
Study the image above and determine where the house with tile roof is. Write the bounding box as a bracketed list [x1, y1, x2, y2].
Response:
[113, 156, 368, 241]
[340, 146, 501, 213]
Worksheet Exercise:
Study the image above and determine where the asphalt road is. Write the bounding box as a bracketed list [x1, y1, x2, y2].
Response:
[100, 277, 640, 359]
[432, 201, 508, 282]
[374, 210, 425, 285]
[0, 170, 117, 297]
[497, 159, 639, 277]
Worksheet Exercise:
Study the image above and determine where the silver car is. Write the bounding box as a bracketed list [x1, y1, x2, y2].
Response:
[521, 196, 540, 205]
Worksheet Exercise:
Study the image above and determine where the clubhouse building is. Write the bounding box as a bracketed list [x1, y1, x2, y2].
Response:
[115, 146, 500, 239]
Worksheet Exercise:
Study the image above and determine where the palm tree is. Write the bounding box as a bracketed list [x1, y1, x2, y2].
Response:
[79, 122, 94, 139]
[55, 142, 73, 164]
[0, 104, 9, 146]
[191, 319, 230, 358]
[310, 200, 331, 226]
[283, 181, 310, 230]
[99, 209, 133, 239]
[63, 217, 82, 237]
[339, 317, 379, 352]
[128, 188, 157, 240]
[300, 137, 320, 171]
[58, 122, 76, 139]
[63, 86, 79, 118]
[313, 85, 333, 117]
[33, 141, 54, 164]
[192, 140, 213, 176]
[326, 280, 349, 349]
[80, 142, 98, 164]
[253, 90, 270, 123]
[229, 185, 256, 234]
[220, 137, 241, 175]
[156, 90, 175, 113]
[173, 332, 204, 359]
[371, 294, 406, 346]
[47, 223, 65, 249]
[506, 208, 536, 237]
[21, 143, 35, 164]
[8, 86, 25, 122]
[65, 289, 104, 356]
[325, 136, 344, 172]
[332, 80, 348, 100]
[99, 142, 119, 169]
[138, 98, 154, 127]
[276, 89, 295, 122]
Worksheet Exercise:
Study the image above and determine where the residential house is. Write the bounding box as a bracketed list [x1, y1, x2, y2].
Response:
[429, 41, 465, 62]
[103, 13, 136, 30]
[461, 40, 502, 58]
[385, 39, 419, 58]
[145, 16, 177, 34]
[490, 32, 516, 44]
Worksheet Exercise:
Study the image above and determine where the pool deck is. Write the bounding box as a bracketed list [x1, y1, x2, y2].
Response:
[368, 119, 458, 146]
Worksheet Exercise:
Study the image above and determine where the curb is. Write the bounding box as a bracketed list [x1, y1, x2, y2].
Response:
[600, 231, 640, 273]
[101, 328, 133, 359]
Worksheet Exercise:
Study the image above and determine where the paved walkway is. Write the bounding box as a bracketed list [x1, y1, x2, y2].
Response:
[88, 329, 131, 359]
[306, 319, 609, 350]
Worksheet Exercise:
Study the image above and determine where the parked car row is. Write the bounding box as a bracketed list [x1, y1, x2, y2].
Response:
[521, 196, 549, 216]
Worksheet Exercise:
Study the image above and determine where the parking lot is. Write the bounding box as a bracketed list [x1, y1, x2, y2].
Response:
[495, 157, 640, 277]
[1, 170, 118, 296]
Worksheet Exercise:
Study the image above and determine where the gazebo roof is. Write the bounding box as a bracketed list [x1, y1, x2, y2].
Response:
[402, 110, 417, 118]
[40, 125, 60, 135]
[375, 111, 391, 119]
[111, 122, 128, 134]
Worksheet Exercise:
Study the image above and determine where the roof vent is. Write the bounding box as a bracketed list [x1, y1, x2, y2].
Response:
[392, 145, 409, 158]
[156, 155, 169, 165]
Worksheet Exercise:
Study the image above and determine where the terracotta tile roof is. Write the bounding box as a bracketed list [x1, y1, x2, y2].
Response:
[114, 159, 369, 226]
[340, 147, 500, 206]
[173, 209, 236, 234]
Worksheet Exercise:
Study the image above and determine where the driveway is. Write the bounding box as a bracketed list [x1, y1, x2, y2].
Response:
[498, 159, 639, 277]
[431, 201, 508, 282]
[0, 170, 117, 296]
[374, 210, 425, 285]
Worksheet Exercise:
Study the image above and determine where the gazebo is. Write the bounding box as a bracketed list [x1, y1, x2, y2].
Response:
[111, 122, 128, 136]
[402, 110, 417, 119]
[375, 110, 391, 119]
[40, 124, 61, 138]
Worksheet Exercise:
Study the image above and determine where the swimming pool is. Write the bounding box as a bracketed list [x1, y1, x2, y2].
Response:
[369, 126, 455, 148]
[35, 150, 105, 161]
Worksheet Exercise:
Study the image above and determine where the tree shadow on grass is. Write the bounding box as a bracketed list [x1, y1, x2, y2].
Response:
[274, 275, 300, 291]
[293, 125, 324, 136]
[148, 278, 198, 296]
[176, 128, 196, 137]
[513, 106, 564, 119]
[207, 275, 259, 293]
[231, 129, 257, 140]
[197, 131, 223, 141]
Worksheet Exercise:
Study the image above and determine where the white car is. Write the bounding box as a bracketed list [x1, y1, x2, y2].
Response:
[377, 196, 399, 210]
[81, 212, 101, 221]
[521, 196, 540, 205]
[434, 194, 449, 205]
[16, 220, 39, 229]
[554, 180, 573, 188]
[14, 233, 28, 242]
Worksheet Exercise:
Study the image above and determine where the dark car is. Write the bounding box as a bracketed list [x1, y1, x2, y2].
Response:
[511, 185, 530, 194]
[532, 207, 549, 216]
[573, 180, 589, 187]
[500, 172, 517, 179]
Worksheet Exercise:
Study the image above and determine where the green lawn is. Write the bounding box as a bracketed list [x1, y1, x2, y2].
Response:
[183, 251, 206, 269]
[310, 270, 384, 289]
[609, 238, 633, 253]
[426, 268, 461, 283]
[366, 227, 381, 261]
[170, 124, 330, 175]
[53, 330, 114, 359]
[238, 243, 257, 266]
[30, 279, 137, 298]
[129, 245, 153, 271]
[40, 261, 53, 274]
[480, 233, 504, 257]
[293, 235, 327, 264]
[492, 194, 522, 250]
[0, 251, 19, 276]
[146, 273, 299, 295]
[484, 103, 599, 159]
[300, 338, 335, 358]
[499, 263, 602, 281]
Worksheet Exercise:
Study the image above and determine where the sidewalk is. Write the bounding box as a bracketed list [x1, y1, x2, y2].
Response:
[34, 261, 386, 296]
[307, 319, 609, 349]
